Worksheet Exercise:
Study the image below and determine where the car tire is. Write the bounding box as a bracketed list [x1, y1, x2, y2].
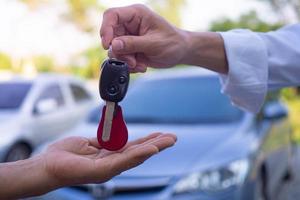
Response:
[5, 143, 32, 162]
[255, 168, 269, 200]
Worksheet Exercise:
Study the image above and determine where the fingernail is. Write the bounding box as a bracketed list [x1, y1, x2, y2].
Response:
[113, 39, 124, 51]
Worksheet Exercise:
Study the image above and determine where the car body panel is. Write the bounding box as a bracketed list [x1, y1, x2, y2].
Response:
[33, 68, 292, 200]
[257, 118, 292, 199]
[0, 74, 96, 162]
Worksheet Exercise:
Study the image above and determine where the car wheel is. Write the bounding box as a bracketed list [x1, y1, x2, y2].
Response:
[255, 168, 269, 200]
[5, 143, 32, 162]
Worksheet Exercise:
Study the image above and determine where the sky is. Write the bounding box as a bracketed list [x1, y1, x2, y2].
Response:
[0, 0, 281, 65]
[101, 0, 275, 30]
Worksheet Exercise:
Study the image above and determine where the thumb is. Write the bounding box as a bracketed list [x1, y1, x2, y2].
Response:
[112, 36, 148, 55]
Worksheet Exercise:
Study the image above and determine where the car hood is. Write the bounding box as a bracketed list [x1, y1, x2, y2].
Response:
[60, 121, 249, 177]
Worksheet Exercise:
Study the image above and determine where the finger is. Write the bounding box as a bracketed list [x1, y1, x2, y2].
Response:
[111, 135, 176, 174]
[96, 134, 177, 178]
[100, 8, 117, 49]
[103, 133, 163, 156]
[95, 132, 163, 158]
[135, 65, 147, 73]
[129, 67, 147, 73]
[109, 144, 159, 175]
[146, 134, 177, 152]
[100, 6, 141, 49]
[113, 54, 137, 68]
[50, 136, 86, 151]
[128, 54, 148, 73]
[123, 134, 166, 152]
[125, 132, 162, 148]
[88, 138, 102, 149]
[108, 49, 137, 69]
[112, 36, 148, 55]
[124, 133, 176, 153]
[107, 45, 115, 58]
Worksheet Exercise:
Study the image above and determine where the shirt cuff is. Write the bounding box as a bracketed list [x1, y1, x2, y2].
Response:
[218, 30, 268, 113]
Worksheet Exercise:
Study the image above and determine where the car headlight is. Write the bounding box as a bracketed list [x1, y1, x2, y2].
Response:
[174, 159, 249, 194]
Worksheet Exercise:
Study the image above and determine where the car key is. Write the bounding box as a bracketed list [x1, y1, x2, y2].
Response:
[97, 58, 130, 151]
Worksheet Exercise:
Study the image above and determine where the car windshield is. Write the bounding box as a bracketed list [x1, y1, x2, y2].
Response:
[88, 76, 243, 124]
[0, 82, 32, 109]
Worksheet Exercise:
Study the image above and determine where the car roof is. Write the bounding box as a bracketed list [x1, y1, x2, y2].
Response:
[139, 66, 218, 81]
[0, 73, 84, 84]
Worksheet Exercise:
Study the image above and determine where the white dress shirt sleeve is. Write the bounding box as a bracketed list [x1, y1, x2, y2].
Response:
[219, 24, 300, 113]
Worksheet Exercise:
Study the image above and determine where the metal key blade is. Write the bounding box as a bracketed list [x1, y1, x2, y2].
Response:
[102, 101, 115, 142]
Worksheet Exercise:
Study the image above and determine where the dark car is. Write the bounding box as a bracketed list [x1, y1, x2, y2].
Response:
[35, 67, 293, 200]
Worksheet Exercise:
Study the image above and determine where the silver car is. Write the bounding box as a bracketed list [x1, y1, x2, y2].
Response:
[0, 74, 96, 162]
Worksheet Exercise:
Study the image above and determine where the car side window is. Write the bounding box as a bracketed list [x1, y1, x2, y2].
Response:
[34, 84, 65, 115]
[38, 84, 65, 106]
[70, 84, 91, 103]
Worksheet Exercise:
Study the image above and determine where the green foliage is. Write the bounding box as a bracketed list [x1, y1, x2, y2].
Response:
[71, 46, 107, 79]
[0, 53, 12, 70]
[33, 56, 54, 72]
[65, 0, 102, 32]
[20, 0, 105, 32]
[257, 0, 300, 21]
[281, 88, 300, 101]
[148, 0, 186, 27]
[209, 10, 283, 32]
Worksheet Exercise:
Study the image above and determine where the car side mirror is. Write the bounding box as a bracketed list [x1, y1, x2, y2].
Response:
[34, 98, 58, 115]
[263, 101, 288, 120]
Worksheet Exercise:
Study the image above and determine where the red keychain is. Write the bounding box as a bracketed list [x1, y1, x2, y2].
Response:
[97, 59, 130, 151]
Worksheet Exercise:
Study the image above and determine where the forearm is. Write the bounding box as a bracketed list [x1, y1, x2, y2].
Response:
[181, 30, 229, 74]
[0, 155, 58, 199]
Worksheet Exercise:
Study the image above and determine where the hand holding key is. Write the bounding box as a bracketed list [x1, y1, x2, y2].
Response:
[100, 4, 188, 73]
[100, 4, 228, 74]
[97, 58, 130, 151]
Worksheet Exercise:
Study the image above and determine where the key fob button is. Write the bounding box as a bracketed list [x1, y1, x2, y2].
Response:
[107, 85, 118, 95]
[118, 76, 126, 84]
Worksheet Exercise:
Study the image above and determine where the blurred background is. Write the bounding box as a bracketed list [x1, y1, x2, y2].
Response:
[1, 0, 299, 140]
[1, 0, 300, 199]
[0, 0, 298, 76]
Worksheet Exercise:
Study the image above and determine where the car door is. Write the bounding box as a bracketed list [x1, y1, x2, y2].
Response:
[68, 83, 93, 123]
[30, 83, 69, 144]
[259, 101, 291, 198]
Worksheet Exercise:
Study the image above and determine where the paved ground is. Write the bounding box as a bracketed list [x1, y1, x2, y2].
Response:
[276, 146, 300, 200]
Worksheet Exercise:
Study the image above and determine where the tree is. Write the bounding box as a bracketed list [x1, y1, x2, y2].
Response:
[258, 0, 300, 22]
[209, 10, 283, 32]
[147, 0, 186, 27]
[33, 56, 54, 72]
[0, 53, 12, 70]
[17, 0, 186, 78]
[70, 46, 107, 79]
[63, 0, 105, 32]
[20, 0, 104, 32]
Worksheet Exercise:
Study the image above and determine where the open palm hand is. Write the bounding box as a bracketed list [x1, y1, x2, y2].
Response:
[43, 133, 176, 187]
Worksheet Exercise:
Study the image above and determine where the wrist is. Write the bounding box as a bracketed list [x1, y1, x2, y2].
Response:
[20, 155, 60, 197]
[0, 155, 59, 199]
[34, 154, 61, 194]
[180, 30, 228, 74]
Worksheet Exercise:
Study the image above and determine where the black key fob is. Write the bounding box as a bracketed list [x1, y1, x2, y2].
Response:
[99, 59, 130, 102]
